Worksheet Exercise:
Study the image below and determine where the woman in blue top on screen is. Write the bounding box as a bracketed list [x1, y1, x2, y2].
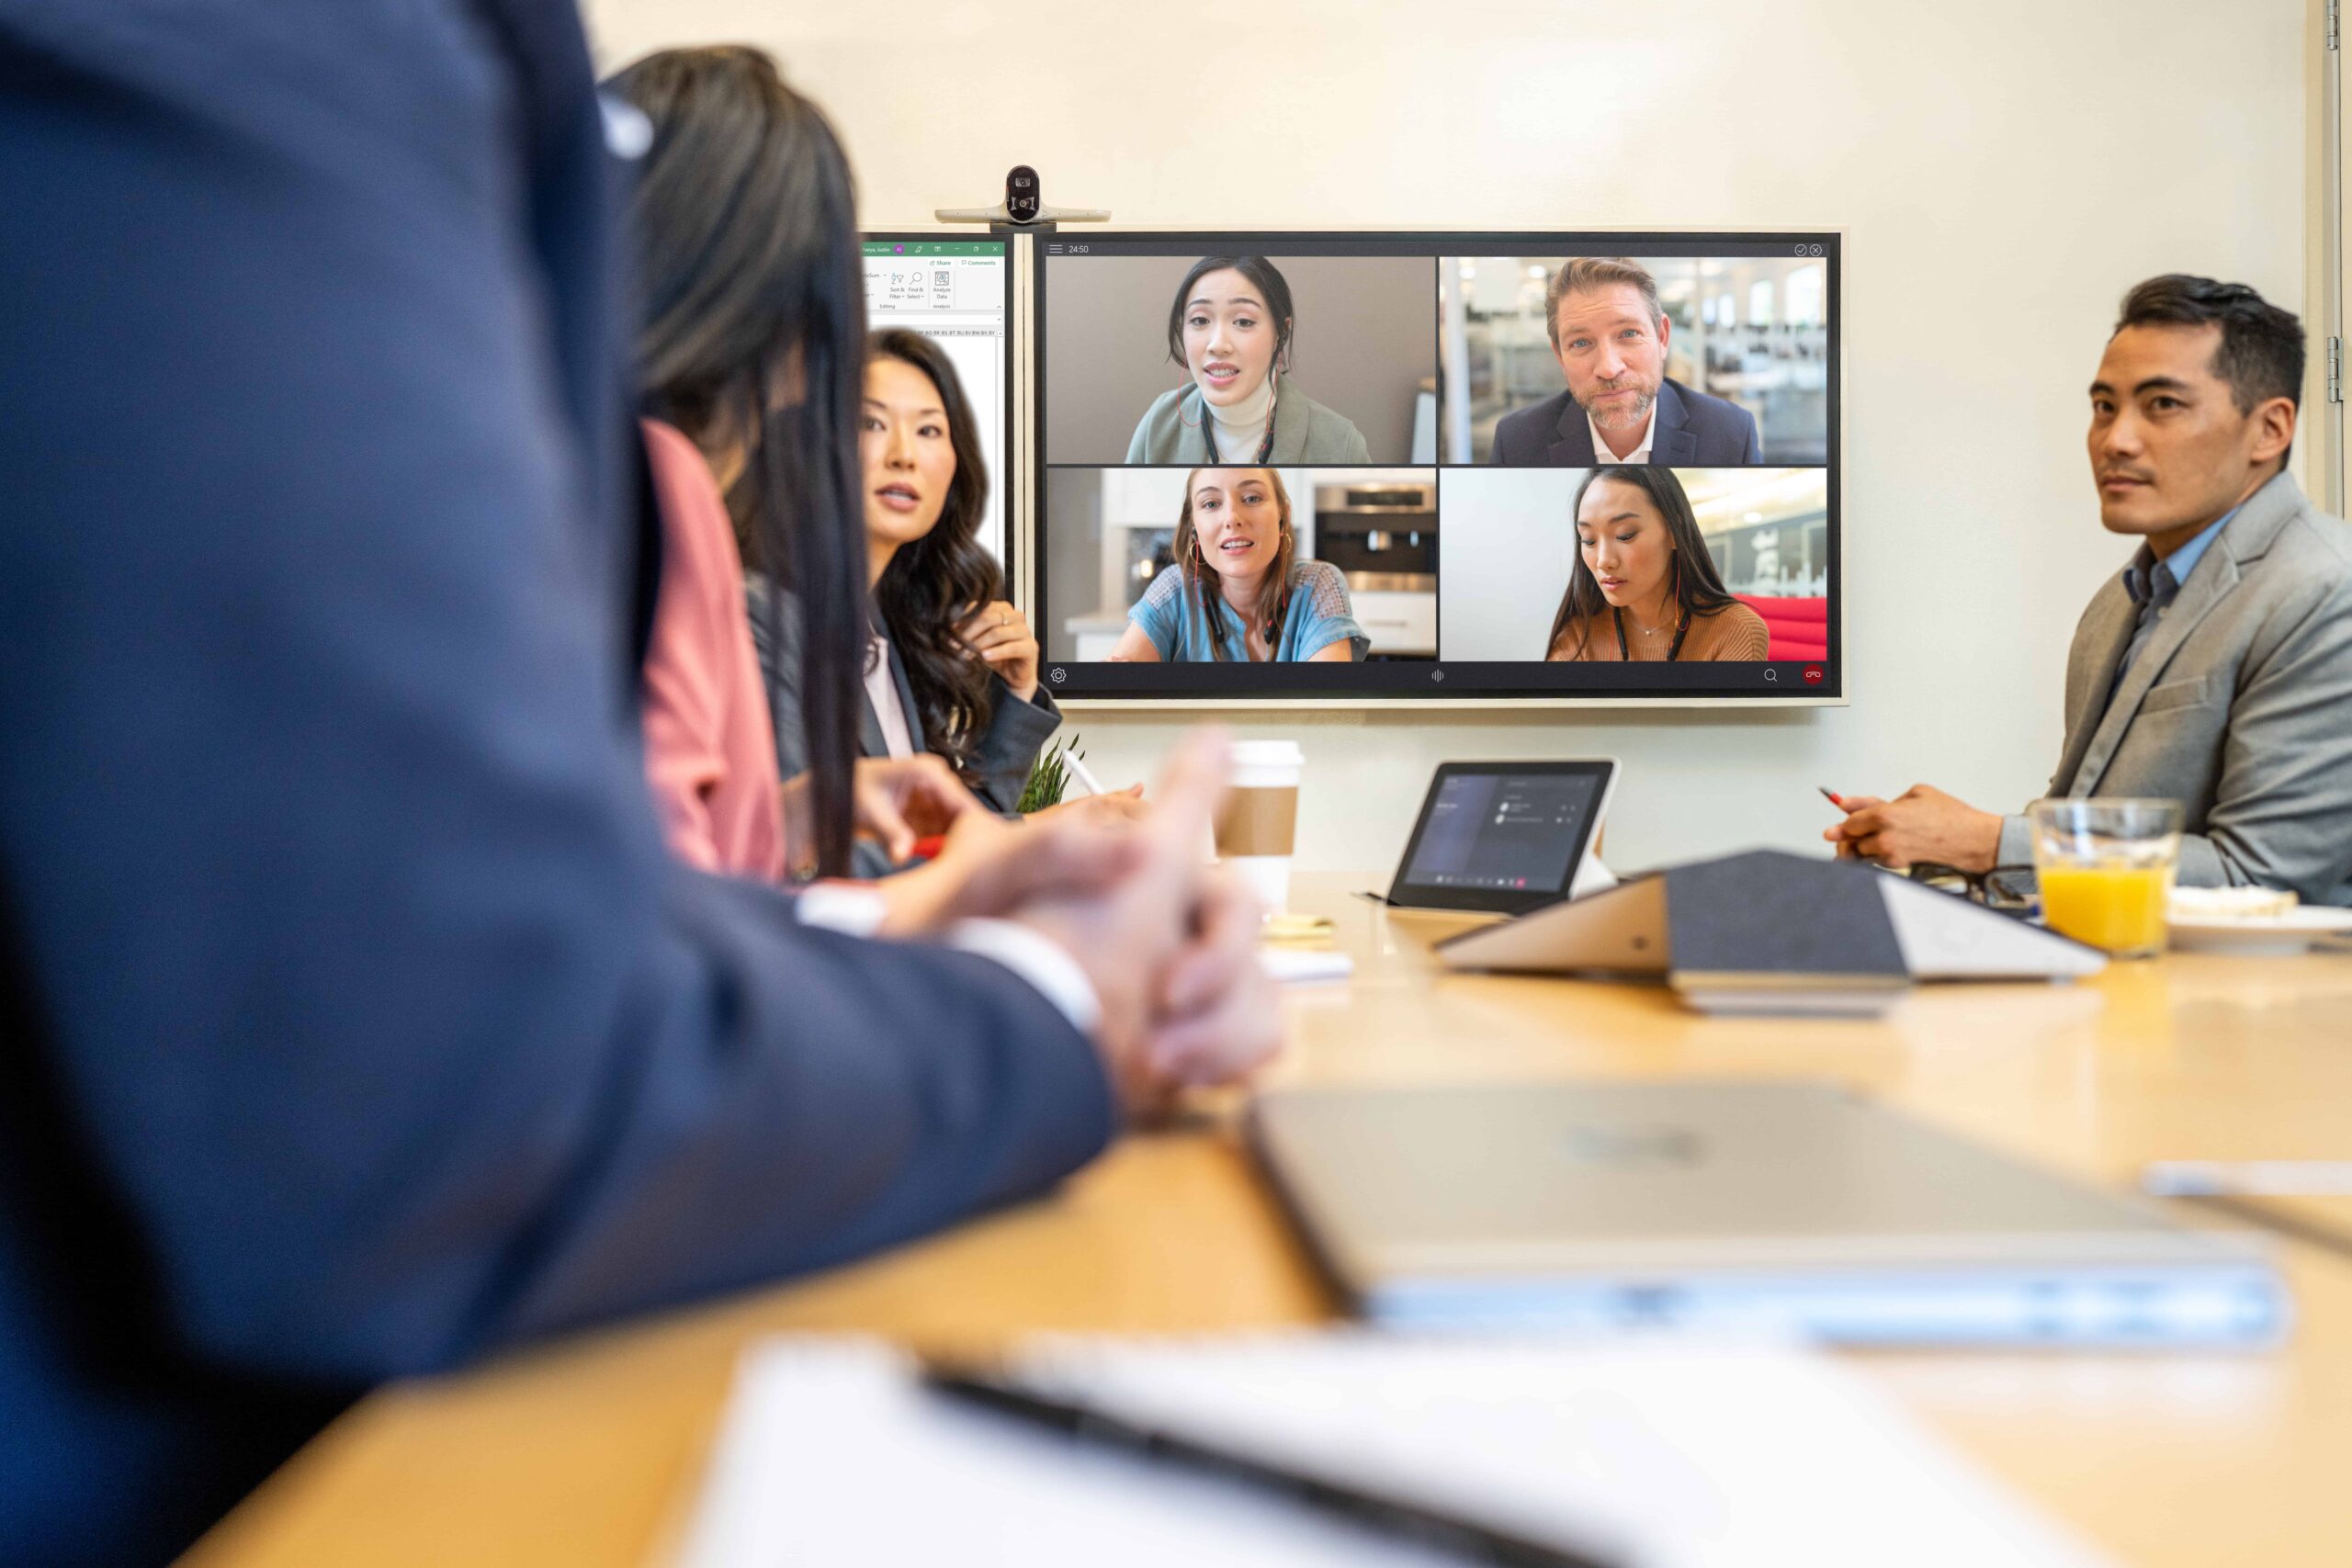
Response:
[1124, 258, 1372, 464]
[1108, 468, 1369, 663]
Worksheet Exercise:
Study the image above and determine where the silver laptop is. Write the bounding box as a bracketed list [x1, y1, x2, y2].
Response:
[1249, 1080, 2285, 1348]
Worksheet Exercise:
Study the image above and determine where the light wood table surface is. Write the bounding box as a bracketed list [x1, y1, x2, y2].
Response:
[187, 872, 2352, 1567]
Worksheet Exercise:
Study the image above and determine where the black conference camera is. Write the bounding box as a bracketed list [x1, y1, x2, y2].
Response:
[1006, 164, 1040, 224]
[934, 166, 1108, 227]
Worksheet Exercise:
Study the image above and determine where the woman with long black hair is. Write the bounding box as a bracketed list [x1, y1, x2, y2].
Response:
[758, 329, 1069, 814]
[614, 45, 876, 878]
[1544, 466, 1770, 661]
[1125, 256, 1371, 464]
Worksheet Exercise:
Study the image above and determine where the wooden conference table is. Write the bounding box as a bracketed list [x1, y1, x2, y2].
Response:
[188, 872, 2352, 1568]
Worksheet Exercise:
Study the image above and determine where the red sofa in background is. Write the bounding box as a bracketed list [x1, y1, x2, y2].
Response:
[1735, 594, 1828, 661]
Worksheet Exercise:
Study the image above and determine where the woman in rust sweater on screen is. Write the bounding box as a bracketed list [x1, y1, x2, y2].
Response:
[1544, 466, 1770, 661]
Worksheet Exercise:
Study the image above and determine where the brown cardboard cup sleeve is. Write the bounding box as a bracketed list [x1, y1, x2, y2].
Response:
[1216, 785, 1299, 857]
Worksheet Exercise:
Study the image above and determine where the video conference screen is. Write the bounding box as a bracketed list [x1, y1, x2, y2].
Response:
[1032, 232, 1838, 700]
[862, 235, 1011, 561]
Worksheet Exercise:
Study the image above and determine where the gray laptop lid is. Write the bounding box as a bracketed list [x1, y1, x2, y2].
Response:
[1251, 1080, 2260, 1283]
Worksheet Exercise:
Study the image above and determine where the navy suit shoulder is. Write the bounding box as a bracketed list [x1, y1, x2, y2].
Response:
[0, 5, 1111, 1562]
[1488, 389, 1587, 466]
[1486, 378, 1762, 466]
[1652, 377, 1764, 465]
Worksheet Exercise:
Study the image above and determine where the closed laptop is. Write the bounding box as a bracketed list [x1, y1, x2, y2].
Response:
[1250, 1080, 2286, 1347]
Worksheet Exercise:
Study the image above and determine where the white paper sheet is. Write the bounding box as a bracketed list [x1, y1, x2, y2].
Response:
[667, 1333, 2112, 1568]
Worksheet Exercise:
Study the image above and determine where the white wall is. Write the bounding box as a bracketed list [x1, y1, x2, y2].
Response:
[1440, 469, 1582, 661]
[586, 0, 2309, 876]
[1439, 468, 1835, 660]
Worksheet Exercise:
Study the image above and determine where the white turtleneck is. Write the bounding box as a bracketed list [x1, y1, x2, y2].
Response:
[1203, 371, 1277, 462]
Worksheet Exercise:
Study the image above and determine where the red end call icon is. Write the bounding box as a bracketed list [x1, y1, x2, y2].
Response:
[1802, 664, 1826, 685]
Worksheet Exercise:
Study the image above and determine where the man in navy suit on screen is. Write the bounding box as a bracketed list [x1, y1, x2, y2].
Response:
[1488, 256, 1765, 467]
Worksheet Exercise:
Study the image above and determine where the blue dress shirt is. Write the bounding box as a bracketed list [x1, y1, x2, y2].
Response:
[2116, 507, 2235, 682]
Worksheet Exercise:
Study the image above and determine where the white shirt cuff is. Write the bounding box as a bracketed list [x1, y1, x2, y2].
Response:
[942, 919, 1103, 1037]
[793, 882, 888, 938]
[793, 888, 1102, 1038]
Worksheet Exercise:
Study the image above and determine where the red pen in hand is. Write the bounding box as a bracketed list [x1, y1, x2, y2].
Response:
[1818, 786, 1849, 811]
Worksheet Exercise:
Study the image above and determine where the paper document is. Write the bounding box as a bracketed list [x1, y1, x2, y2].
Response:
[1259, 948, 1353, 984]
[667, 1334, 2110, 1568]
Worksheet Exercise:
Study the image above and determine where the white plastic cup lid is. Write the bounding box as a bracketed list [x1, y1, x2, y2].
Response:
[1228, 739, 1305, 769]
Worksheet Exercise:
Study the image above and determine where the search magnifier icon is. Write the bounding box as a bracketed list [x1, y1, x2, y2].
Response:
[1762, 667, 1780, 683]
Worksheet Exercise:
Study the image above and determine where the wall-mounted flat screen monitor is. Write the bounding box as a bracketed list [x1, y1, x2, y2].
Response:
[861, 234, 1012, 563]
[1032, 232, 1838, 702]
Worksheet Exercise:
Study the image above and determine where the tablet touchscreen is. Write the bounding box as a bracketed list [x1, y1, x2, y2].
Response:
[1385, 761, 1616, 915]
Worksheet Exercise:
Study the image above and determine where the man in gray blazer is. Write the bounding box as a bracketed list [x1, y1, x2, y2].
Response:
[1488, 256, 1763, 467]
[1830, 276, 2352, 906]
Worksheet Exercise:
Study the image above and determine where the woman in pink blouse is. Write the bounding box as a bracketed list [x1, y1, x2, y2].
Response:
[638, 418, 789, 879]
[621, 51, 975, 880]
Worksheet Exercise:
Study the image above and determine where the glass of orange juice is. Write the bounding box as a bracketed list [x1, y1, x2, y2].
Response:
[2029, 798, 2183, 958]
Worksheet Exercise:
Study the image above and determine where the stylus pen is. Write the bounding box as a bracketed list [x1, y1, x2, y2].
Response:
[1818, 785, 1849, 810]
[919, 1362, 1622, 1568]
[1061, 748, 1107, 797]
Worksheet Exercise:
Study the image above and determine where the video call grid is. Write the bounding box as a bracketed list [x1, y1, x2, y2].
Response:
[1025, 233, 1841, 698]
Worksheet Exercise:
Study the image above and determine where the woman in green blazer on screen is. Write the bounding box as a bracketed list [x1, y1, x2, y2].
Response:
[1125, 255, 1372, 463]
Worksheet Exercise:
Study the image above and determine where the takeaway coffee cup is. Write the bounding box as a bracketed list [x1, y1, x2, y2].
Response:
[1216, 739, 1303, 913]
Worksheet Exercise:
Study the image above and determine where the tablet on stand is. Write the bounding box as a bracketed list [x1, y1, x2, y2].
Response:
[1376, 761, 1618, 917]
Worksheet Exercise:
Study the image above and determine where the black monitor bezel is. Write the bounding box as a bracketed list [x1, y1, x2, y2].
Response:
[1030, 230, 1840, 704]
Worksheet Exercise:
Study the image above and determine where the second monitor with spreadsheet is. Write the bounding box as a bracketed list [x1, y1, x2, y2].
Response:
[862, 236, 1012, 561]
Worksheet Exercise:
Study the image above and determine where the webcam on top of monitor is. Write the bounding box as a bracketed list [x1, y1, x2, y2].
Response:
[935, 165, 1110, 228]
